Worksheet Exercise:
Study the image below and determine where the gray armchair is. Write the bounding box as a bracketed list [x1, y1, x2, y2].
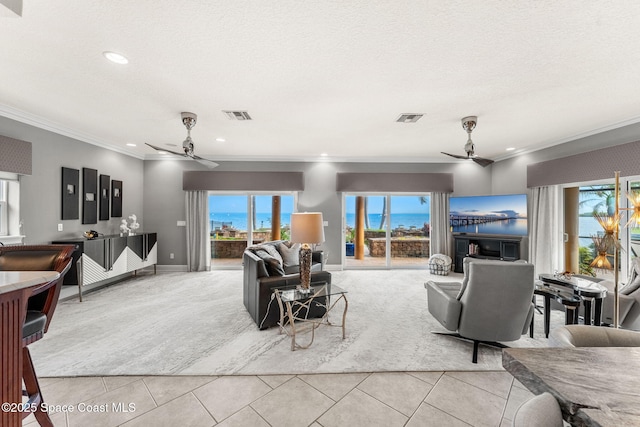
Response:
[600, 257, 640, 329]
[549, 324, 640, 347]
[425, 258, 535, 363]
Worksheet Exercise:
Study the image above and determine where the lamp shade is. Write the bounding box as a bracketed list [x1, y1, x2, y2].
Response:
[290, 212, 325, 244]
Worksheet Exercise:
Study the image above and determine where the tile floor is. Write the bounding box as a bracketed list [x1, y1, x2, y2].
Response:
[24, 371, 536, 427]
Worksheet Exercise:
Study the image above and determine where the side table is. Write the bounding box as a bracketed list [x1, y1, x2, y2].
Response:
[274, 283, 348, 351]
[531, 282, 581, 338]
[539, 274, 607, 326]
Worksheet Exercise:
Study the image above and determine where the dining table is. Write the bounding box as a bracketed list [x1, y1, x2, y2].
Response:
[503, 347, 640, 426]
[1, 270, 60, 427]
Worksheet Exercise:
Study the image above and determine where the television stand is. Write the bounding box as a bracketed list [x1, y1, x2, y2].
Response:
[453, 235, 522, 273]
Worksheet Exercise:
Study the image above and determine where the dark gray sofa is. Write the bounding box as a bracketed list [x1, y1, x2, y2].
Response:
[243, 240, 331, 329]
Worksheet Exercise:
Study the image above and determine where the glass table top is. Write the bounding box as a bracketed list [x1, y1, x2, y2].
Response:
[275, 282, 346, 303]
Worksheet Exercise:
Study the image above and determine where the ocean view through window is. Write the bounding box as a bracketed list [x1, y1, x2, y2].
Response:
[344, 194, 430, 268]
[209, 194, 294, 267]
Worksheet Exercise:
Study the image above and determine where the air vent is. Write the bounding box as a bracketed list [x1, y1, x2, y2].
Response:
[396, 114, 424, 123]
[223, 110, 252, 120]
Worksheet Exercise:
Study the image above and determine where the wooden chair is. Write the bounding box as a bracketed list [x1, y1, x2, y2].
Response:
[0, 244, 76, 426]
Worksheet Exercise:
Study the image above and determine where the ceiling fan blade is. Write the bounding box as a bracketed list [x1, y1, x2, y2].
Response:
[192, 155, 219, 169]
[145, 143, 187, 158]
[472, 157, 494, 167]
[441, 151, 470, 160]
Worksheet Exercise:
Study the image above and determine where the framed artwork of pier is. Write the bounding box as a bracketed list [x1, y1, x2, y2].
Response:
[449, 194, 528, 236]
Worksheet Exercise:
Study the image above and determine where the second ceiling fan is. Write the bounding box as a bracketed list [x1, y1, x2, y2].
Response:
[441, 116, 494, 167]
[146, 112, 219, 168]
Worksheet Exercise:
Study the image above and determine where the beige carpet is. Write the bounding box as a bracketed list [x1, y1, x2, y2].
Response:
[31, 269, 560, 376]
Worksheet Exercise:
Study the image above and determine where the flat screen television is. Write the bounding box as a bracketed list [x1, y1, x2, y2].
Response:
[450, 194, 528, 236]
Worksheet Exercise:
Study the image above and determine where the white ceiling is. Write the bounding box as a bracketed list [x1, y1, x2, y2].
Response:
[2, 1, 640, 164]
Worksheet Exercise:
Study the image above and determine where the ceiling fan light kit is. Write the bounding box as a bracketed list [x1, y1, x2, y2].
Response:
[441, 115, 494, 167]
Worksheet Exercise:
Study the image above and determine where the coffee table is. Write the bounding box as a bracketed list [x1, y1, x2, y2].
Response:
[273, 282, 348, 351]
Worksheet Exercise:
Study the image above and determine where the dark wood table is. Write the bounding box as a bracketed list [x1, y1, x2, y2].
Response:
[1, 271, 60, 427]
[539, 274, 607, 326]
[503, 347, 640, 426]
[531, 284, 581, 338]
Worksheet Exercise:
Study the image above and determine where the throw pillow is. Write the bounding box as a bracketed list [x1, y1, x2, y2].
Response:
[279, 242, 300, 267]
[253, 249, 285, 276]
[262, 244, 284, 267]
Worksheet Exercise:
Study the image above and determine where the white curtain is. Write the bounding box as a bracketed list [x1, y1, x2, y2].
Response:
[528, 185, 563, 276]
[185, 190, 211, 272]
[430, 192, 452, 257]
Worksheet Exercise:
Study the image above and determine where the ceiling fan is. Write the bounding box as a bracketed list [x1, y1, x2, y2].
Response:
[146, 112, 219, 168]
[441, 116, 494, 167]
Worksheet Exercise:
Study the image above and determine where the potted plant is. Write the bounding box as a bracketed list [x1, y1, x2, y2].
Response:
[345, 228, 355, 256]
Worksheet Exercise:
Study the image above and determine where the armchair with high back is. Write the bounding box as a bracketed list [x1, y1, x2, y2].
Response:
[0, 244, 76, 426]
[425, 257, 535, 363]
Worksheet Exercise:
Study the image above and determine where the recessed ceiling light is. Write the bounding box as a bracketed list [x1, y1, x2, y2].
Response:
[103, 51, 128, 65]
[506, 147, 516, 151]
[320, 153, 328, 157]
[216, 137, 226, 142]
[126, 143, 137, 147]
[157, 151, 168, 155]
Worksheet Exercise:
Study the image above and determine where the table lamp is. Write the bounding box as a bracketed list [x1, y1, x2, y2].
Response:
[290, 212, 325, 292]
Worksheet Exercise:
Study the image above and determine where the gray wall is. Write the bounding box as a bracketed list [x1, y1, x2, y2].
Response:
[0, 116, 144, 244]
[492, 121, 640, 193]
[143, 158, 493, 266]
[4, 115, 640, 266]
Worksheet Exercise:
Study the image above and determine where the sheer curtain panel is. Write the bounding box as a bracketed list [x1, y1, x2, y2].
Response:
[430, 192, 451, 257]
[185, 190, 211, 271]
[528, 185, 562, 276]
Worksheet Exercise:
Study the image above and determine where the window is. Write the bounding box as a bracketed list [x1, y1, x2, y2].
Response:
[577, 180, 640, 279]
[209, 193, 295, 268]
[0, 180, 7, 236]
[344, 194, 430, 268]
[578, 184, 615, 277]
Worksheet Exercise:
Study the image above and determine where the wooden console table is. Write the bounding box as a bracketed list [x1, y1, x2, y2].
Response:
[503, 347, 640, 426]
[1, 271, 60, 427]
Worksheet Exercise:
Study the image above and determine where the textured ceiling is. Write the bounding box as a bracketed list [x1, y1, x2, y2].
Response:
[1, 1, 640, 164]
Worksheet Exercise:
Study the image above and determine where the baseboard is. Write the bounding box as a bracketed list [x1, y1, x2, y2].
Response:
[157, 264, 189, 272]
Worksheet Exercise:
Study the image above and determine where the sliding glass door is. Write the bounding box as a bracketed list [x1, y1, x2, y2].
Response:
[575, 179, 640, 280]
[627, 180, 640, 272]
[344, 193, 430, 269]
[389, 195, 430, 268]
[210, 193, 294, 268]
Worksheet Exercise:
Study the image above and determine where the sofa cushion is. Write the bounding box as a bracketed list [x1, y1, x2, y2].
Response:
[253, 249, 285, 276]
[278, 242, 300, 268]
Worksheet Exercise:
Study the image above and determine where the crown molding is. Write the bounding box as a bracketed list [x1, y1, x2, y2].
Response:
[0, 104, 145, 160]
[492, 115, 640, 162]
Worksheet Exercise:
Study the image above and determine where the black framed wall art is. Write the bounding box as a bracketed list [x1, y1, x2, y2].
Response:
[111, 179, 122, 217]
[61, 167, 79, 220]
[82, 167, 97, 224]
[99, 174, 110, 220]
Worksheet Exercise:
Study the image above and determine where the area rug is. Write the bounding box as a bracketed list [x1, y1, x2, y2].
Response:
[31, 269, 560, 376]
